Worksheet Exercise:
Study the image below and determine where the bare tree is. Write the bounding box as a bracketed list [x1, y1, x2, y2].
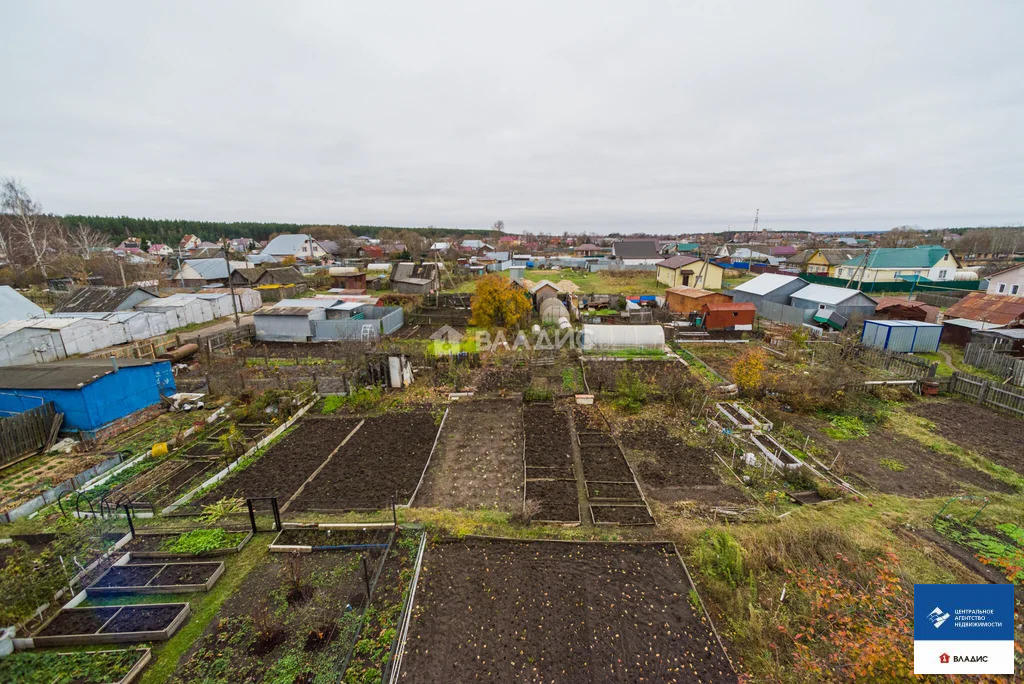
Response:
[877, 226, 925, 248]
[492, 220, 505, 234]
[1, 179, 62, 278]
[67, 222, 110, 259]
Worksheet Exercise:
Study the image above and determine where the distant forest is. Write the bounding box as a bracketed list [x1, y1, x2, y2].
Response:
[61, 215, 485, 245]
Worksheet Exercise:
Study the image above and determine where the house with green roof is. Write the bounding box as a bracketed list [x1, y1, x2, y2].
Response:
[833, 245, 961, 283]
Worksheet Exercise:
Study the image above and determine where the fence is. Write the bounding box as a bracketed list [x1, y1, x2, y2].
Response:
[854, 345, 936, 378]
[963, 343, 1024, 387]
[949, 372, 1024, 418]
[755, 300, 811, 327]
[0, 402, 58, 468]
[801, 272, 981, 294]
[915, 291, 969, 308]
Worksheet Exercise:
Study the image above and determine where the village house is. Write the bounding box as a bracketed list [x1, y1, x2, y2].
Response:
[179, 234, 202, 251]
[147, 243, 174, 257]
[786, 249, 858, 276]
[656, 256, 724, 290]
[833, 245, 962, 283]
[391, 262, 441, 294]
[573, 243, 603, 257]
[985, 263, 1024, 297]
[612, 240, 662, 266]
[261, 234, 328, 261]
[171, 258, 247, 287]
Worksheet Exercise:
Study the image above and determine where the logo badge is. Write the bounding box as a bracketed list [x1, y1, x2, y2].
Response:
[913, 584, 1014, 675]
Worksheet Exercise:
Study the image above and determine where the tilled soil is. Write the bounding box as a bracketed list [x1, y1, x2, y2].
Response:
[522, 406, 572, 469]
[788, 415, 1014, 497]
[580, 445, 635, 482]
[474, 367, 532, 393]
[911, 399, 1024, 476]
[151, 460, 218, 503]
[400, 539, 734, 683]
[272, 527, 391, 547]
[592, 505, 655, 525]
[525, 479, 579, 522]
[290, 411, 439, 510]
[37, 608, 120, 636]
[587, 481, 644, 501]
[197, 417, 359, 505]
[100, 605, 183, 633]
[92, 565, 161, 588]
[152, 563, 220, 585]
[582, 359, 693, 393]
[415, 399, 524, 512]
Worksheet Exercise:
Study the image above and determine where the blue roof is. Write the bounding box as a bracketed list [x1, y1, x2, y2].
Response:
[263, 234, 317, 256]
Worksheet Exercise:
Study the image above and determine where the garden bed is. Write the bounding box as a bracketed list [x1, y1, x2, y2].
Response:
[911, 399, 1024, 476]
[87, 561, 224, 595]
[414, 399, 524, 512]
[33, 603, 189, 646]
[522, 405, 573, 470]
[398, 539, 734, 682]
[270, 526, 393, 551]
[591, 504, 656, 525]
[194, 417, 361, 507]
[579, 445, 635, 482]
[289, 411, 440, 511]
[0, 648, 151, 684]
[123, 529, 251, 559]
[586, 481, 644, 501]
[524, 479, 580, 523]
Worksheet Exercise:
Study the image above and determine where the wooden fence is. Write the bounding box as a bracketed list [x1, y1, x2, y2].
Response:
[963, 343, 1024, 387]
[0, 403, 58, 468]
[854, 346, 936, 378]
[949, 372, 1024, 418]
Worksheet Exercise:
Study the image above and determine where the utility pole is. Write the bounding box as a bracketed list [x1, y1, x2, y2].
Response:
[222, 244, 240, 328]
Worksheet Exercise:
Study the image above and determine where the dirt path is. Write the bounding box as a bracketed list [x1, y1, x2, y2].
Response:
[565, 403, 593, 527]
[937, 347, 960, 372]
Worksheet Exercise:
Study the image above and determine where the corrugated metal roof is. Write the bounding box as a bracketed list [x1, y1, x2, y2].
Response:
[0, 358, 165, 389]
[0, 287, 45, 323]
[944, 291, 1024, 325]
[656, 255, 702, 269]
[256, 307, 313, 317]
[180, 258, 246, 280]
[841, 245, 949, 269]
[791, 284, 874, 306]
[612, 240, 660, 259]
[704, 302, 756, 311]
[262, 234, 318, 255]
[732, 273, 805, 295]
[54, 286, 155, 313]
[943, 318, 1007, 330]
[864, 319, 941, 328]
[665, 287, 718, 298]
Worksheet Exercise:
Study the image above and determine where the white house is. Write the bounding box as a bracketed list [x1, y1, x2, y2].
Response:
[833, 246, 962, 283]
[261, 234, 328, 261]
[986, 263, 1024, 297]
[147, 243, 174, 257]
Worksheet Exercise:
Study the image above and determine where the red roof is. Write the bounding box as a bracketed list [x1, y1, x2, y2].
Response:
[945, 291, 1024, 326]
[361, 245, 384, 258]
[704, 302, 756, 312]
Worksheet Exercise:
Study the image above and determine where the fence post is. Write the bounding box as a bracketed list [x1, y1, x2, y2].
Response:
[977, 381, 990, 406]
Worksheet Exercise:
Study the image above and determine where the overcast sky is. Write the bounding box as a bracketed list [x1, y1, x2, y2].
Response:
[3, 1, 1023, 234]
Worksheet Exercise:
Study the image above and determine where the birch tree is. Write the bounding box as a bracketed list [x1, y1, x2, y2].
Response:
[1, 179, 59, 278]
[67, 222, 110, 259]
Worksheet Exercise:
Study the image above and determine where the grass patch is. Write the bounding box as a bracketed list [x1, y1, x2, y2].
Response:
[934, 517, 1024, 584]
[823, 415, 869, 440]
[879, 458, 907, 472]
[587, 348, 668, 359]
[673, 345, 727, 385]
[0, 649, 148, 684]
[161, 528, 247, 555]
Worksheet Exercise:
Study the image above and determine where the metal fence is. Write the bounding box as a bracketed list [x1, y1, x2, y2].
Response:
[755, 300, 811, 327]
[801, 272, 981, 294]
[0, 402, 58, 468]
[949, 372, 1024, 418]
[963, 343, 1024, 387]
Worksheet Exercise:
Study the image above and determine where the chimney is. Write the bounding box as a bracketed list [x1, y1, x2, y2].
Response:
[110, 355, 119, 372]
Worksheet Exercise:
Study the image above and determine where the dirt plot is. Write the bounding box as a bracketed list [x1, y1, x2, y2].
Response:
[272, 527, 389, 547]
[572, 404, 608, 432]
[37, 608, 120, 636]
[92, 565, 161, 588]
[101, 605, 182, 633]
[522, 406, 572, 469]
[473, 366, 532, 393]
[152, 563, 220, 585]
[618, 418, 746, 506]
[525, 479, 579, 522]
[788, 415, 1014, 497]
[400, 539, 734, 683]
[415, 399, 524, 512]
[592, 505, 655, 525]
[587, 481, 644, 501]
[196, 417, 359, 506]
[911, 399, 1024, 476]
[580, 445, 635, 482]
[291, 411, 439, 510]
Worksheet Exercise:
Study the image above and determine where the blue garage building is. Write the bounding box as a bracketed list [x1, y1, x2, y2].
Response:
[0, 358, 175, 437]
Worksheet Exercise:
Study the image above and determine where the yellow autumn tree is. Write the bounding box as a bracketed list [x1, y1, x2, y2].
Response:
[732, 347, 766, 396]
[470, 274, 532, 329]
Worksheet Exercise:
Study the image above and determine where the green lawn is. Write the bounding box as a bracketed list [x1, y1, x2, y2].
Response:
[448, 269, 667, 295]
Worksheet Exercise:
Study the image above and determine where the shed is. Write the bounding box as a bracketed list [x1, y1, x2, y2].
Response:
[200, 287, 262, 313]
[941, 317, 1005, 347]
[530, 280, 562, 308]
[701, 302, 756, 331]
[730, 274, 808, 306]
[0, 358, 175, 436]
[861, 320, 942, 353]
[0, 287, 45, 323]
[136, 295, 213, 328]
[53, 286, 156, 314]
[193, 292, 238, 318]
[665, 287, 732, 315]
[581, 324, 665, 351]
[17, 318, 118, 356]
[254, 307, 324, 342]
[0, 321, 65, 366]
[789, 284, 877, 326]
[873, 297, 940, 324]
[945, 292, 1024, 327]
[329, 267, 367, 291]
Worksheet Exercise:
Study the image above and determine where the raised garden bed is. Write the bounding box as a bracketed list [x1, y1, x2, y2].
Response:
[587, 481, 644, 501]
[398, 539, 734, 682]
[194, 417, 360, 507]
[522, 406, 573, 470]
[591, 504, 656, 525]
[580, 445, 635, 482]
[525, 464, 575, 479]
[0, 648, 151, 684]
[289, 412, 440, 511]
[123, 529, 251, 560]
[524, 479, 580, 523]
[270, 526, 392, 552]
[33, 603, 190, 646]
[87, 561, 224, 595]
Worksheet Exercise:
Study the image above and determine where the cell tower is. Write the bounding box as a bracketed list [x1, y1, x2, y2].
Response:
[752, 209, 759, 232]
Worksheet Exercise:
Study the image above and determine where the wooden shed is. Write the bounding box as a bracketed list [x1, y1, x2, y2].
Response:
[701, 302, 756, 331]
[665, 287, 732, 315]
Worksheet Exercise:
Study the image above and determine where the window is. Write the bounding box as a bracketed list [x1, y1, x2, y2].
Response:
[1013, 285, 1020, 295]
[998, 283, 1007, 293]
[938, 269, 948, 279]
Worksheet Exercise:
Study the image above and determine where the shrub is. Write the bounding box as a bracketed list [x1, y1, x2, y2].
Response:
[469, 274, 532, 329]
[613, 368, 649, 413]
[732, 348, 766, 396]
[693, 529, 745, 588]
[523, 387, 553, 402]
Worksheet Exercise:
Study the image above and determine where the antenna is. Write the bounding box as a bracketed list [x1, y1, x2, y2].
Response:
[752, 209, 759, 233]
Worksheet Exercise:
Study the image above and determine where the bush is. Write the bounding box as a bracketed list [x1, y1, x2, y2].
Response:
[693, 529, 745, 588]
[613, 368, 649, 413]
[162, 528, 245, 555]
[732, 348, 766, 396]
